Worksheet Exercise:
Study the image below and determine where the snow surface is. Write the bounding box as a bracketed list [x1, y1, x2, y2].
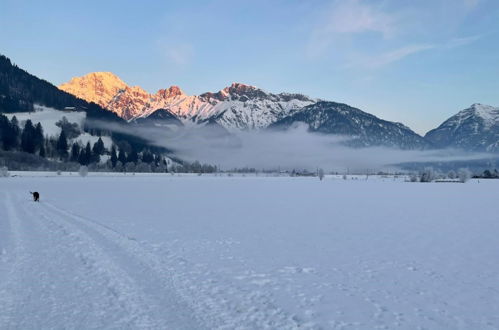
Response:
[1, 175, 498, 329]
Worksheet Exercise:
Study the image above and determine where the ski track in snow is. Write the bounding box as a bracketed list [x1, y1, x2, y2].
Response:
[40, 202, 306, 329]
[0, 192, 304, 329]
[0, 192, 202, 329]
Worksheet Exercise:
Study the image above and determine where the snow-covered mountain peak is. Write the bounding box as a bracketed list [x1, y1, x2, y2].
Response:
[454, 103, 499, 128]
[59, 72, 129, 108]
[225, 82, 257, 93]
[155, 86, 185, 99]
[467, 103, 497, 112]
[196, 83, 261, 102]
[468, 103, 498, 118]
[425, 103, 499, 151]
[223, 82, 267, 100]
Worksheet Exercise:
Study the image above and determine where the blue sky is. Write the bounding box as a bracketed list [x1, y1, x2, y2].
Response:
[1, 0, 499, 134]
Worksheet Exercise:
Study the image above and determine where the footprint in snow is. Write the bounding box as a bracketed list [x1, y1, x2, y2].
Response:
[279, 266, 316, 274]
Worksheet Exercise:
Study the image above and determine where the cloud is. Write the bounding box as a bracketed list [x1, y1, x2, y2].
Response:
[320, 0, 394, 36]
[463, 0, 480, 10]
[307, 0, 396, 57]
[163, 43, 194, 66]
[346, 35, 482, 69]
[444, 35, 482, 48]
[307, 0, 483, 65]
[352, 44, 435, 69]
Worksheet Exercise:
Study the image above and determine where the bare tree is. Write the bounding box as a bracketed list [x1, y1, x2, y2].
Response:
[78, 165, 88, 177]
[318, 168, 325, 181]
[458, 168, 471, 183]
[420, 167, 436, 182]
[0, 166, 9, 177]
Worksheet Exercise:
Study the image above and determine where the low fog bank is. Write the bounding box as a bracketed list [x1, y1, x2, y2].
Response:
[90, 120, 495, 172]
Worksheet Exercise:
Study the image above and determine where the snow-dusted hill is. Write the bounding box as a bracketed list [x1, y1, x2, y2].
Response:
[425, 103, 499, 151]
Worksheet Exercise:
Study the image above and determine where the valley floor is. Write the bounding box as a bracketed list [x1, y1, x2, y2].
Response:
[0, 174, 498, 329]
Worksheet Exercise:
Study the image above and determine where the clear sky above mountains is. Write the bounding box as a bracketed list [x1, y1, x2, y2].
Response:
[1, 0, 498, 134]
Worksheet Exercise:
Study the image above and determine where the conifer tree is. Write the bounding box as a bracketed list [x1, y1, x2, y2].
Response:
[39, 144, 46, 158]
[56, 130, 69, 159]
[0, 114, 9, 150]
[92, 137, 105, 155]
[78, 149, 87, 165]
[34, 122, 44, 152]
[127, 148, 138, 164]
[84, 142, 92, 163]
[110, 145, 118, 167]
[70, 143, 80, 162]
[21, 119, 36, 153]
[10, 116, 19, 133]
[11, 116, 20, 149]
[91, 148, 100, 164]
[118, 149, 127, 164]
[142, 150, 154, 163]
[1, 115, 20, 150]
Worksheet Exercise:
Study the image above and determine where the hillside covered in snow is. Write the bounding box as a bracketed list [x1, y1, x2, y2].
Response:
[270, 101, 431, 149]
[425, 103, 499, 152]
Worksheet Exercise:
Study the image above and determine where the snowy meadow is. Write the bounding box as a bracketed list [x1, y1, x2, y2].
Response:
[0, 174, 498, 329]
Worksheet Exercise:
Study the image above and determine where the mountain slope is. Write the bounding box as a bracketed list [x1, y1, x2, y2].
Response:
[425, 103, 499, 152]
[269, 101, 430, 149]
[134, 109, 183, 128]
[0, 55, 121, 122]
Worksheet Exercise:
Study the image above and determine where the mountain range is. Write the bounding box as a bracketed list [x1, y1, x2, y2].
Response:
[1, 53, 498, 153]
[58, 72, 499, 151]
[59, 72, 315, 131]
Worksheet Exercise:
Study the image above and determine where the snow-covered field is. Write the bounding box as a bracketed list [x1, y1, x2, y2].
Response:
[0, 175, 498, 329]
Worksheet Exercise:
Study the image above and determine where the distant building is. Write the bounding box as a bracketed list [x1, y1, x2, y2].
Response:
[63, 105, 86, 112]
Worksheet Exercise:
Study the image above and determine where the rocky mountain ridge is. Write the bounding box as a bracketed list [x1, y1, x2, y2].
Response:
[59, 73, 315, 131]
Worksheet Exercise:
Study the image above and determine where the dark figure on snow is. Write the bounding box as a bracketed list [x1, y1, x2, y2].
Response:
[31, 191, 40, 202]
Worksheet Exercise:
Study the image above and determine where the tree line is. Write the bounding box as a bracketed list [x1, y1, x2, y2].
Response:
[0, 113, 218, 173]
